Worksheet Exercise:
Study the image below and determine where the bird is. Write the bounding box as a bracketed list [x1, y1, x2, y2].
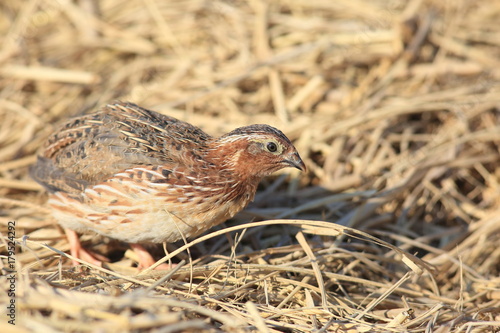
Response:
[30, 101, 306, 269]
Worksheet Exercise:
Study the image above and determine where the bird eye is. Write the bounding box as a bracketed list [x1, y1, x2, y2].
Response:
[266, 142, 278, 152]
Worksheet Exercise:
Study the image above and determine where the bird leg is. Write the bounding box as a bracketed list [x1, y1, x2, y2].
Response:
[64, 229, 108, 267]
[130, 243, 172, 270]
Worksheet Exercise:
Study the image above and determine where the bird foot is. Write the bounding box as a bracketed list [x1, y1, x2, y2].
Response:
[65, 229, 108, 267]
[130, 243, 173, 270]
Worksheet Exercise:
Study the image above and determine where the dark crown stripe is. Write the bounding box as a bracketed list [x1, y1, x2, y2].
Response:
[223, 124, 291, 144]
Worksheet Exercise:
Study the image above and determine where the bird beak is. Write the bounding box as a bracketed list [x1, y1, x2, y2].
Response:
[286, 152, 306, 172]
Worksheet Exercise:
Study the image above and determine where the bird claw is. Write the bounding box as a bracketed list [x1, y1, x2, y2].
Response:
[65, 229, 108, 267]
[130, 243, 174, 270]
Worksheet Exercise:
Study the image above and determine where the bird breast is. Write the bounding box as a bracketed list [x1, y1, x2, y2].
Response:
[48, 165, 258, 243]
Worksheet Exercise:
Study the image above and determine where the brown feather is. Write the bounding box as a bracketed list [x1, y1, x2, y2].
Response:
[31, 101, 305, 245]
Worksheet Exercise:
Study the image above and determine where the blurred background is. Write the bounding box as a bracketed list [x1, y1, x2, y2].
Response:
[1, 0, 499, 331]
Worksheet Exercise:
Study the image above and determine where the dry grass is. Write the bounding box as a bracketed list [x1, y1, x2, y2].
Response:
[1, 0, 500, 332]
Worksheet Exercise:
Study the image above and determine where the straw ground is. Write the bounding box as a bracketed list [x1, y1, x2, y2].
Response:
[1, 0, 499, 332]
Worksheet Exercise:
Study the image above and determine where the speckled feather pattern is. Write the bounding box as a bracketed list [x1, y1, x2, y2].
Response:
[31, 102, 305, 244]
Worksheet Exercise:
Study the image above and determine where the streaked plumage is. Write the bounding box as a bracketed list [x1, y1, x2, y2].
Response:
[31, 102, 306, 268]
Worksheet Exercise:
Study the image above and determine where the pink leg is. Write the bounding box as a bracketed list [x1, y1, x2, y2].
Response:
[130, 243, 172, 270]
[64, 229, 107, 267]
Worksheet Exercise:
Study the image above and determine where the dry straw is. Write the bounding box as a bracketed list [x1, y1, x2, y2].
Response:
[1, 0, 499, 331]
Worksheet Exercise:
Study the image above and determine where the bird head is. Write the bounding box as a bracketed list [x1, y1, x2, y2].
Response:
[214, 124, 306, 179]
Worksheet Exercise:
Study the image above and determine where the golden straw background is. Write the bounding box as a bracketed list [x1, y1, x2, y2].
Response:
[1, 0, 500, 332]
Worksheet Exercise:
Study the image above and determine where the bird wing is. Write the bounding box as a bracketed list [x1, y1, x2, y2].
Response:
[30, 102, 212, 195]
